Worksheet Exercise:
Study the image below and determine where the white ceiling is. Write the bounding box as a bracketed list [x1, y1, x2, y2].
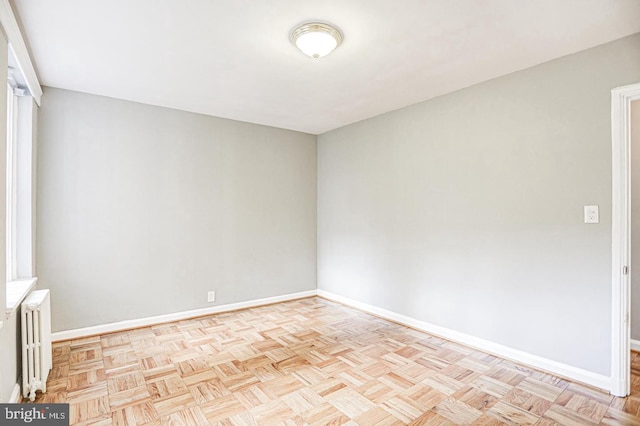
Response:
[12, 0, 640, 135]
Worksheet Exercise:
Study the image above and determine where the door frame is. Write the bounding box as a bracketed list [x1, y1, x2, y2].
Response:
[611, 82, 640, 397]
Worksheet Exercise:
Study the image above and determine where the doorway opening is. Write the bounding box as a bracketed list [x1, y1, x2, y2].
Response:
[611, 82, 640, 397]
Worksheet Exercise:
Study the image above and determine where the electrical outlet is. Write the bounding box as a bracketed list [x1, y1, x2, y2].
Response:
[207, 291, 216, 303]
[584, 205, 599, 224]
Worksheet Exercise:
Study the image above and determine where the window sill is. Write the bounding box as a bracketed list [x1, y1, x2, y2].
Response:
[6, 277, 37, 319]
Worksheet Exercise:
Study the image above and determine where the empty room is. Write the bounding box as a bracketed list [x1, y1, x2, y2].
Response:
[1, 0, 640, 424]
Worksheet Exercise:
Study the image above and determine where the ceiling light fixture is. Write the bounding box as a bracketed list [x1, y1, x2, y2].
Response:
[290, 22, 343, 59]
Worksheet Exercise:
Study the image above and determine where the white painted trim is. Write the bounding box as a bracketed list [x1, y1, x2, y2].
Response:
[318, 290, 611, 392]
[611, 82, 640, 397]
[52, 290, 317, 341]
[16, 96, 36, 278]
[5, 277, 37, 318]
[52, 287, 614, 392]
[631, 339, 640, 352]
[0, 1, 42, 105]
[8, 382, 20, 403]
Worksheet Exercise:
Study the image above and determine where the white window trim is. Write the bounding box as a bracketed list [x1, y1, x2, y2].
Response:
[5, 71, 37, 318]
[6, 80, 16, 282]
[0, 0, 42, 323]
[5, 277, 36, 318]
[0, 2, 42, 105]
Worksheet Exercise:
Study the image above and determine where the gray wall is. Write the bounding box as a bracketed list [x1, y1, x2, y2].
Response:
[632, 100, 640, 340]
[37, 88, 317, 332]
[318, 33, 640, 376]
[0, 314, 20, 402]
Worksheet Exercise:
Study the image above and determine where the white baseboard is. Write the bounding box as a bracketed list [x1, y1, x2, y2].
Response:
[631, 339, 640, 352]
[52, 290, 317, 342]
[317, 289, 611, 393]
[51, 288, 612, 393]
[8, 382, 20, 403]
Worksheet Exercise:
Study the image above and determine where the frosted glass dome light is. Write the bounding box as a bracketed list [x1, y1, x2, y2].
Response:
[291, 22, 343, 59]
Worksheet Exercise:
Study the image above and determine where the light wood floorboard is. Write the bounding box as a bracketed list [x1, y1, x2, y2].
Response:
[23, 297, 640, 425]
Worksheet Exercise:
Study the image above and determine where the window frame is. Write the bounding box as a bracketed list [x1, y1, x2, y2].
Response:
[4, 65, 37, 319]
[6, 79, 17, 282]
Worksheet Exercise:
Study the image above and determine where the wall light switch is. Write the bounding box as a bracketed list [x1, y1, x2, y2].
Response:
[584, 205, 599, 224]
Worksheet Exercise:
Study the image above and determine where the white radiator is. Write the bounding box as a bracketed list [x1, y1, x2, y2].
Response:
[21, 289, 52, 402]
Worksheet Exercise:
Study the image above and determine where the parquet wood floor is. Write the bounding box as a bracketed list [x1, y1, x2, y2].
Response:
[25, 297, 640, 425]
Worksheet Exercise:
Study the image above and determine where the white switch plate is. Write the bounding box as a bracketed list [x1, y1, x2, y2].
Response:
[207, 291, 216, 303]
[584, 205, 599, 224]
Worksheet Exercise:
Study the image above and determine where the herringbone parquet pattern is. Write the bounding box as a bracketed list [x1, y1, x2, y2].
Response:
[28, 297, 640, 425]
